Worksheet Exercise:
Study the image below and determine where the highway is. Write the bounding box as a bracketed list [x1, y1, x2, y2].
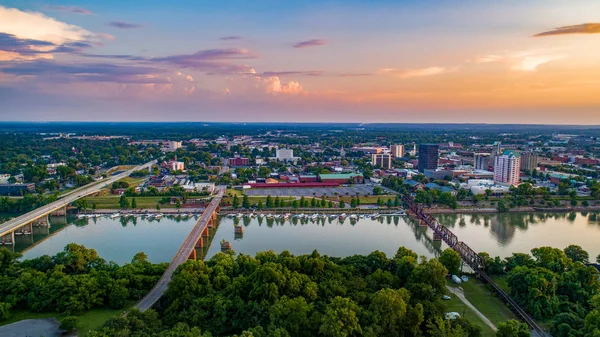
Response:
[134, 186, 225, 312]
[0, 160, 156, 238]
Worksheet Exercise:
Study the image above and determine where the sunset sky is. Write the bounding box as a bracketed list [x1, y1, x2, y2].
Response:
[1, 0, 599, 123]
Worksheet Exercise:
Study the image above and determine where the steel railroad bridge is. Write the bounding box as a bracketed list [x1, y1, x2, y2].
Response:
[402, 194, 545, 335]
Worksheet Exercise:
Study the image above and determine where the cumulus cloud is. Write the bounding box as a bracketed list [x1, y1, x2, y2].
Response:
[293, 39, 328, 48]
[45, 6, 93, 15]
[0, 6, 96, 45]
[219, 36, 243, 40]
[534, 23, 600, 37]
[264, 76, 304, 94]
[474, 51, 566, 71]
[108, 21, 143, 29]
[381, 67, 456, 79]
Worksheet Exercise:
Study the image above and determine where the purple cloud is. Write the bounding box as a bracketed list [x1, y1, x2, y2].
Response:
[109, 21, 143, 29]
[219, 36, 243, 40]
[0, 60, 166, 84]
[262, 71, 323, 77]
[45, 6, 93, 15]
[293, 39, 329, 48]
[0, 33, 91, 55]
[152, 48, 256, 74]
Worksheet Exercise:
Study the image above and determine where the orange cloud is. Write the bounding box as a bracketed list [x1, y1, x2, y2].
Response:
[381, 67, 456, 79]
[534, 23, 600, 37]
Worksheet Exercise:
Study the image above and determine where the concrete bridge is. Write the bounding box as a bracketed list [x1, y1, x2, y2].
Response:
[0, 161, 156, 246]
[134, 186, 225, 312]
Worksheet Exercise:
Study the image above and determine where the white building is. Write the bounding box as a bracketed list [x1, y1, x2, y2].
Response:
[0, 174, 10, 184]
[494, 150, 521, 185]
[276, 148, 295, 161]
[169, 141, 182, 151]
[390, 144, 405, 158]
[170, 161, 185, 171]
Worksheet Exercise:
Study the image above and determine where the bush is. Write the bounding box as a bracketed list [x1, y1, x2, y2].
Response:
[60, 316, 79, 332]
[0, 302, 11, 321]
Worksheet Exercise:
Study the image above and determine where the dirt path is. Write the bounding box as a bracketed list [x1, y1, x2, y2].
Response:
[446, 285, 497, 332]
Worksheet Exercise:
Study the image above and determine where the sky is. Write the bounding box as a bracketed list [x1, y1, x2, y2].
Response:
[0, 0, 599, 124]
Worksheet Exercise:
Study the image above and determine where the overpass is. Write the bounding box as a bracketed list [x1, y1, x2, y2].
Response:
[134, 186, 225, 312]
[402, 194, 546, 335]
[0, 160, 156, 245]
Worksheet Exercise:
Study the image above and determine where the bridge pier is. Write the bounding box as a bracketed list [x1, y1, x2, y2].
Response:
[195, 237, 204, 248]
[33, 215, 49, 227]
[50, 207, 67, 217]
[0, 232, 15, 246]
[188, 249, 197, 260]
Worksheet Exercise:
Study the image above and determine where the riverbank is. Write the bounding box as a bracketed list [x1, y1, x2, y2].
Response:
[424, 205, 600, 214]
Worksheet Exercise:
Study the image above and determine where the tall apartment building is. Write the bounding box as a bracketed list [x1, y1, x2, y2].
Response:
[418, 144, 439, 172]
[372, 153, 393, 169]
[276, 148, 294, 161]
[169, 141, 182, 151]
[474, 153, 491, 170]
[489, 141, 502, 169]
[494, 150, 521, 185]
[390, 144, 405, 158]
[520, 152, 539, 172]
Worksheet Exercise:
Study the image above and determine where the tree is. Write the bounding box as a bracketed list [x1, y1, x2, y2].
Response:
[319, 297, 362, 337]
[119, 195, 130, 209]
[373, 186, 383, 195]
[156, 203, 161, 211]
[368, 288, 409, 336]
[350, 198, 357, 208]
[232, 194, 240, 209]
[597, 253, 600, 264]
[266, 195, 273, 208]
[0, 302, 10, 321]
[60, 316, 79, 332]
[496, 320, 530, 337]
[269, 296, 313, 336]
[438, 249, 461, 275]
[328, 200, 333, 208]
[497, 199, 509, 212]
[564, 244, 589, 263]
[257, 200, 264, 210]
[242, 195, 250, 208]
[175, 198, 181, 209]
[386, 199, 393, 208]
[292, 200, 298, 208]
[339, 200, 345, 209]
[131, 197, 137, 209]
[300, 196, 306, 208]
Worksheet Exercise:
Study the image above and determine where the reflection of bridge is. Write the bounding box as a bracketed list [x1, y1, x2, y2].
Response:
[0, 161, 155, 246]
[402, 195, 545, 335]
[134, 186, 225, 312]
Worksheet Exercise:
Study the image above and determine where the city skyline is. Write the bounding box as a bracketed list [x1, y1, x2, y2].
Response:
[1, 0, 600, 123]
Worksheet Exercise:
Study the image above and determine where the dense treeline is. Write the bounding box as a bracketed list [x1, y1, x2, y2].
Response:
[480, 245, 600, 336]
[0, 244, 167, 319]
[0, 193, 58, 213]
[90, 247, 485, 337]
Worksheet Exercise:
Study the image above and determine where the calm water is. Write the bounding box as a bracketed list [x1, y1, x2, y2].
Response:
[15, 215, 196, 264]
[5, 211, 600, 264]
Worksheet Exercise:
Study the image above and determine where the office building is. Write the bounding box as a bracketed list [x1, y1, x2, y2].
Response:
[228, 156, 249, 167]
[371, 153, 393, 169]
[520, 152, 539, 172]
[169, 141, 182, 151]
[494, 150, 521, 185]
[418, 144, 439, 172]
[390, 144, 405, 158]
[276, 148, 295, 161]
[489, 141, 502, 169]
[474, 153, 491, 170]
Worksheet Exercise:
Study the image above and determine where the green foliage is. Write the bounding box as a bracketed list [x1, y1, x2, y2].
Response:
[339, 200, 345, 208]
[0, 302, 11, 321]
[232, 194, 240, 208]
[0, 245, 166, 318]
[119, 194, 130, 209]
[243, 195, 250, 208]
[564, 244, 589, 263]
[496, 319, 530, 337]
[319, 296, 362, 337]
[438, 249, 461, 276]
[131, 197, 137, 209]
[60, 316, 80, 332]
[496, 199, 509, 212]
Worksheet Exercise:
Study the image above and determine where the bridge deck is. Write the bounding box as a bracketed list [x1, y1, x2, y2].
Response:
[402, 195, 545, 335]
[0, 161, 155, 238]
[134, 187, 224, 312]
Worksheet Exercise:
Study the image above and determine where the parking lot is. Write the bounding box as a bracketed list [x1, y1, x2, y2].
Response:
[244, 185, 375, 197]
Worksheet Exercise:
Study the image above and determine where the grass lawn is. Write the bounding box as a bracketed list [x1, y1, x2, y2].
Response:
[489, 275, 510, 293]
[1, 307, 123, 336]
[222, 196, 297, 205]
[450, 278, 517, 326]
[444, 294, 496, 337]
[225, 188, 244, 197]
[85, 196, 175, 209]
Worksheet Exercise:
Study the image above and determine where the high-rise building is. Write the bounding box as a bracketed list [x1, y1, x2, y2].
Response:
[520, 152, 539, 172]
[169, 141, 182, 151]
[276, 148, 295, 161]
[418, 144, 439, 172]
[372, 153, 393, 169]
[474, 153, 490, 170]
[490, 141, 502, 169]
[494, 150, 521, 185]
[390, 144, 405, 158]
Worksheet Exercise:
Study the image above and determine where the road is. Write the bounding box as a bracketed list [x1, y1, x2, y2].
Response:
[446, 285, 497, 332]
[0, 161, 155, 237]
[134, 186, 225, 312]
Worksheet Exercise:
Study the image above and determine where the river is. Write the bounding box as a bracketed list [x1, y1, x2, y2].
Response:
[6, 211, 600, 264]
